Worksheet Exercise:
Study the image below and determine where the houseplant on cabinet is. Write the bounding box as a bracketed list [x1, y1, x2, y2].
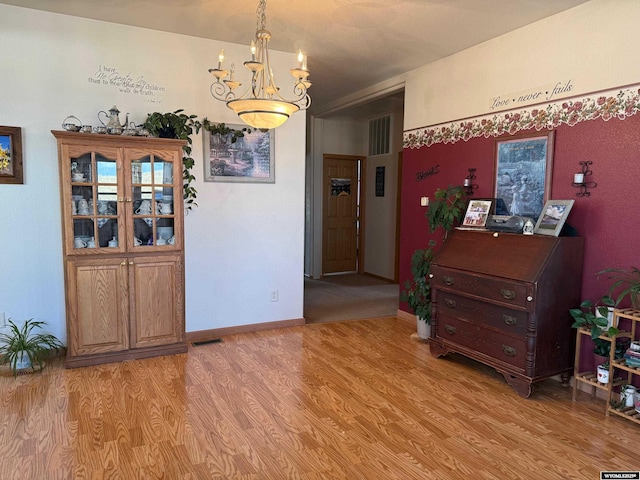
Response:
[0, 318, 63, 375]
[143, 109, 202, 210]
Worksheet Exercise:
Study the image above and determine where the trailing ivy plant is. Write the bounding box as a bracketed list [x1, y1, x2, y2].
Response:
[202, 118, 251, 143]
[143, 110, 201, 210]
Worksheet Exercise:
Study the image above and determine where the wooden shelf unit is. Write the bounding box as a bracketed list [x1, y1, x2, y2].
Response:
[573, 308, 640, 424]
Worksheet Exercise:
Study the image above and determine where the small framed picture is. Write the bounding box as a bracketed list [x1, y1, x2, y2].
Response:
[462, 200, 492, 228]
[533, 199, 575, 236]
[0, 126, 23, 184]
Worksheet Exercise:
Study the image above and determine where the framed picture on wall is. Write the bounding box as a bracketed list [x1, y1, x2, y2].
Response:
[0, 126, 23, 184]
[533, 199, 575, 236]
[202, 124, 275, 183]
[493, 131, 554, 220]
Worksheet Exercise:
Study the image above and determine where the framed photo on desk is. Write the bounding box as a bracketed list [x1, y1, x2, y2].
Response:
[533, 199, 574, 236]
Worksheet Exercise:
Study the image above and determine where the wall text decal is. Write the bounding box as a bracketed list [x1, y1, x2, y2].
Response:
[88, 64, 167, 104]
[404, 84, 640, 149]
[415, 164, 440, 182]
[490, 80, 573, 111]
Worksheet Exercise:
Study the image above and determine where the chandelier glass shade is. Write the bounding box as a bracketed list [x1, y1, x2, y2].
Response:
[208, 0, 311, 129]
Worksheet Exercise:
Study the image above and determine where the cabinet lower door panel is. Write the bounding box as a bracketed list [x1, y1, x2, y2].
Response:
[67, 259, 129, 356]
[130, 255, 184, 349]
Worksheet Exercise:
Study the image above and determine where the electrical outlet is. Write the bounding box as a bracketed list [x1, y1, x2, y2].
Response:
[270, 290, 279, 302]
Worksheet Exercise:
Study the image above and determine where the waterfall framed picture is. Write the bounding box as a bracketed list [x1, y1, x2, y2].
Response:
[493, 131, 554, 220]
[203, 124, 275, 183]
[0, 126, 23, 184]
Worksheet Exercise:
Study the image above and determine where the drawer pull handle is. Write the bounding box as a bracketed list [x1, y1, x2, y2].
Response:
[502, 345, 517, 357]
[444, 325, 456, 335]
[503, 315, 517, 326]
[443, 276, 454, 286]
[501, 289, 516, 300]
[444, 299, 457, 309]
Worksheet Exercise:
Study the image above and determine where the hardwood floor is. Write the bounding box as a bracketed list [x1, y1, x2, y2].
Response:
[1, 317, 640, 479]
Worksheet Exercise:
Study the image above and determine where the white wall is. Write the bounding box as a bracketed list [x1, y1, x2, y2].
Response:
[404, 0, 640, 130]
[0, 5, 306, 341]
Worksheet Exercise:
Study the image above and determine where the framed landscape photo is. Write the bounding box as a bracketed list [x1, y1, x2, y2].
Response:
[493, 131, 554, 220]
[203, 124, 275, 183]
[462, 199, 492, 228]
[533, 199, 575, 236]
[0, 126, 23, 184]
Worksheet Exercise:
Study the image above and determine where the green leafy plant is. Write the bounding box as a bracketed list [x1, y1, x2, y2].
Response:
[400, 241, 435, 323]
[598, 266, 640, 309]
[202, 119, 251, 143]
[570, 299, 618, 340]
[593, 336, 629, 368]
[426, 184, 467, 237]
[0, 318, 63, 375]
[143, 110, 202, 210]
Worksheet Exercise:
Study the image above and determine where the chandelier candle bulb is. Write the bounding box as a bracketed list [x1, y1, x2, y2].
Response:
[218, 49, 224, 69]
[251, 40, 256, 61]
[297, 50, 304, 68]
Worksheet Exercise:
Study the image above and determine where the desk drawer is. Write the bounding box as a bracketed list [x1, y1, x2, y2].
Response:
[432, 267, 532, 310]
[436, 315, 527, 370]
[435, 292, 528, 337]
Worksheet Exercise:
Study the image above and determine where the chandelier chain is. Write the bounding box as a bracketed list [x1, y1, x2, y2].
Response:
[257, 0, 267, 31]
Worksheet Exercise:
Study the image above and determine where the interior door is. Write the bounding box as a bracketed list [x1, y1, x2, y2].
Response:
[322, 155, 360, 274]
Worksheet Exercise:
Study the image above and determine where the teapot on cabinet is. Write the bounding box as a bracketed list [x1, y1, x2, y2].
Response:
[98, 106, 129, 131]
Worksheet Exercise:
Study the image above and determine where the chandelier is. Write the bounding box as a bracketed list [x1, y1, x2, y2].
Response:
[208, 0, 311, 130]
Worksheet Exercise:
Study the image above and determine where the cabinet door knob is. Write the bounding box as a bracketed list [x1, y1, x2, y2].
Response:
[118, 197, 124, 203]
[527, 296, 533, 302]
[501, 289, 516, 300]
[125, 198, 132, 203]
[444, 324, 456, 335]
[120, 261, 126, 266]
[443, 276, 454, 286]
[128, 261, 134, 265]
[503, 314, 517, 326]
[444, 298, 457, 309]
[502, 345, 517, 357]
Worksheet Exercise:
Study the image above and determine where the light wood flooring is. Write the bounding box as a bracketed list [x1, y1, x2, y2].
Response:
[2, 317, 640, 479]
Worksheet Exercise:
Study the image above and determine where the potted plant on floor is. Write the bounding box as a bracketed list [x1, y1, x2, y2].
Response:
[401, 241, 435, 339]
[0, 318, 63, 376]
[598, 266, 640, 309]
[402, 184, 467, 339]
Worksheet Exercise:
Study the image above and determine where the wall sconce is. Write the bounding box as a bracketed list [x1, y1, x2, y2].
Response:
[464, 168, 478, 195]
[571, 161, 597, 197]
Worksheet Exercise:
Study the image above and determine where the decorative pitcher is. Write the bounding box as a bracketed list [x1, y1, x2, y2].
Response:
[98, 106, 128, 130]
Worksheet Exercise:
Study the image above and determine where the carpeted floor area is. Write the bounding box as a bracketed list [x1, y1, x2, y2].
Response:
[303, 273, 399, 324]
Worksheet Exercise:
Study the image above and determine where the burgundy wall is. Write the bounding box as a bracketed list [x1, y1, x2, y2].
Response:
[400, 114, 640, 312]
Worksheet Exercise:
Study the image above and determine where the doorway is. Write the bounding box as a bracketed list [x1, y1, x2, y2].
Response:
[322, 154, 364, 275]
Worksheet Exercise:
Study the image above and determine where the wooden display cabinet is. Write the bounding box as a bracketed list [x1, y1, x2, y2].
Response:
[53, 131, 187, 367]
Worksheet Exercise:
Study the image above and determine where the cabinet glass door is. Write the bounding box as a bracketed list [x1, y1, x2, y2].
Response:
[130, 153, 175, 248]
[70, 151, 120, 251]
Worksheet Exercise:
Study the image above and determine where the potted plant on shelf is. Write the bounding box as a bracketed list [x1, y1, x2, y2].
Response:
[570, 299, 618, 340]
[0, 318, 63, 376]
[598, 266, 640, 309]
[143, 109, 202, 210]
[426, 184, 468, 239]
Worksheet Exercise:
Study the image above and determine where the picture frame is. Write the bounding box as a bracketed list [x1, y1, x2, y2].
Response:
[493, 131, 554, 220]
[0, 126, 23, 184]
[202, 124, 274, 183]
[462, 199, 492, 228]
[533, 199, 575, 236]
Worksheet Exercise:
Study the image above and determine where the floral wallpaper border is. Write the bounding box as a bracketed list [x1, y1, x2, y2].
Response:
[403, 85, 640, 149]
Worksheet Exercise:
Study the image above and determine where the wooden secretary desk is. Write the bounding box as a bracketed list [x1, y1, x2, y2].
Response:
[429, 229, 584, 398]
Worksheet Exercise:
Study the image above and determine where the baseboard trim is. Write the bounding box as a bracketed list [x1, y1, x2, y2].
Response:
[186, 318, 306, 343]
[396, 309, 415, 323]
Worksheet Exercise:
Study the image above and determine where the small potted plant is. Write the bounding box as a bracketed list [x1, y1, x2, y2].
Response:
[598, 266, 640, 309]
[570, 299, 618, 340]
[426, 184, 467, 239]
[0, 318, 63, 375]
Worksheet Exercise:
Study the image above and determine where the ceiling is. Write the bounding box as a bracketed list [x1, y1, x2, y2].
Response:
[3, 0, 589, 117]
